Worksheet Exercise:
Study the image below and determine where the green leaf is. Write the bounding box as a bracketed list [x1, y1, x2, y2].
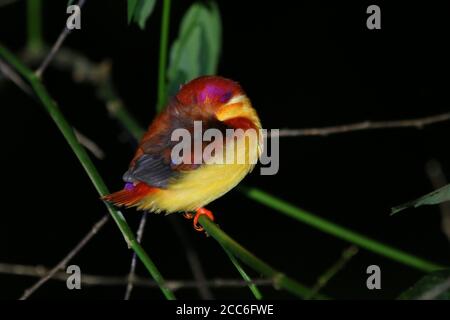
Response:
[128, 0, 156, 29]
[398, 269, 450, 300]
[134, 0, 157, 29]
[167, 2, 222, 96]
[391, 184, 450, 215]
[127, 0, 138, 24]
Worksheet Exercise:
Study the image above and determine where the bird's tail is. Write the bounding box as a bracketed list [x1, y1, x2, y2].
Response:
[102, 182, 156, 207]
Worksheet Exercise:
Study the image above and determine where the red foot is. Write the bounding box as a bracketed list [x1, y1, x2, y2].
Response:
[190, 208, 215, 232]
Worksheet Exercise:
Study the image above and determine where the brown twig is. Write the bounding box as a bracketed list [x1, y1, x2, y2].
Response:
[74, 129, 105, 159]
[272, 112, 450, 137]
[20, 48, 450, 139]
[1, 262, 273, 291]
[35, 0, 87, 77]
[0, 57, 33, 95]
[418, 277, 450, 300]
[19, 215, 109, 300]
[169, 216, 214, 299]
[124, 213, 148, 300]
[0, 0, 20, 7]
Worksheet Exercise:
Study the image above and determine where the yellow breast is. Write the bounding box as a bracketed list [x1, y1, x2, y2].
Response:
[137, 127, 262, 213]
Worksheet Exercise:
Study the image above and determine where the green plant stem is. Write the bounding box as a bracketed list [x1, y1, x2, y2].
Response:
[0, 44, 175, 300]
[239, 186, 445, 272]
[157, 0, 171, 112]
[26, 0, 43, 54]
[221, 245, 262, 299]
[199, 216, 327, 299]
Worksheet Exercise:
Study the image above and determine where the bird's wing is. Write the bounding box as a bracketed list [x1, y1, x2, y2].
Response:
[122, 154, 176, 188]
[123, 103, 222, 189]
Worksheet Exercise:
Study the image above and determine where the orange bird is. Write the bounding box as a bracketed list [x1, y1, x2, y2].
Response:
[103, 76, 262, 231]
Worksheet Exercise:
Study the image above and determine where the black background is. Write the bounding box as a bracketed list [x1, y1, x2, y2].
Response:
[0, 0, 449, 300]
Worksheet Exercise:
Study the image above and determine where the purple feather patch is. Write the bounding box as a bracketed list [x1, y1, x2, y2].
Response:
[124, 182, 134, 190]
[199, 84, 232, 104]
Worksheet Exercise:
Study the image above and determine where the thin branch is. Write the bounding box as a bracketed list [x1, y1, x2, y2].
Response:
[0, 57, 33, 95]
[418, 277, 450, 300]
[35, 0, 87, 77]
[124, 213, 148, 300]
[74, 128, 105, 159]
[307, 245, 359, 299]
[0, 0, 20, 7]
[0, 262, 275, 291]
[274, 112, 450, 137]
[18, 48, 450, 141]
[19, 215, 109, 300]
[169, 216, 214, 299]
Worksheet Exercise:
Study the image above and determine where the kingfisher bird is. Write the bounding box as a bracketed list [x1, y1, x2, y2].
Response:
[103, 76, 262, 231]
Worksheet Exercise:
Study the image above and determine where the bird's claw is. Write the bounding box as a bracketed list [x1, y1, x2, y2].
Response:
[183, 208, 215, 232]
[183, 212, 194, 219]
[193, 208, 215, 232]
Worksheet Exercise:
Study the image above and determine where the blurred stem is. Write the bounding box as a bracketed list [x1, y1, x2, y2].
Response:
[100, 78, 145, 140]
[199, 216, 326, 299]
[222, 245, 262, 300]
[27, 0, 43, 54]
[239, 186, 446, 272]
[157, 0, 171, 112]
[0, 44, 175, 300]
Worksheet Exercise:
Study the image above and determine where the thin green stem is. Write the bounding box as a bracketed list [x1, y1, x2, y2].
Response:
[239, 186, 446, 272]
[26, 0, 43, 53]
[0, 44, 175, 300]
[157, 0, 171, 112]
[307, 245, 359, 299]
[199, 216, 328, 299]
[222, 245, 263, 299]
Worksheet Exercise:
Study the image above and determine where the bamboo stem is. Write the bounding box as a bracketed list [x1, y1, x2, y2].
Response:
[222, 245, 263, 299]
[26, 0, 43, 54]
[199, 216, 327, 299]
[157, 0, 171, 112]
[239, 186, 445, 272]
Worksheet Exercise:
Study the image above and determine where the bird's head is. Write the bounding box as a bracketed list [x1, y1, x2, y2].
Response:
[175, 76, 261, 130]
